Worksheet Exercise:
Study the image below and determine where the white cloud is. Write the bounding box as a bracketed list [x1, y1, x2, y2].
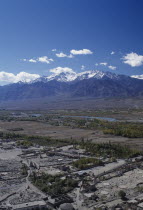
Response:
[0, 71, 40, 85]
[22, 56, 54, 64]
[56, 52, 74, 58]
[56, 52, 67, 58]
[52, 49, 57, 52]
[108, 65, 116, 70]
[38, 56, 54, 64]
[81, 65, 85, 70]
[22, 59, 27, 62]
[49, 67, 75, 75]
[111, 51, 115, 55]
[15, 72, 40, 83]
[48, 67, 77, 82]
[122, 52, 143, 67]
[100, 62, 108, 66]
[68, 54, 74, 58]
[70, 49, 93, 55]
[29, 59, 37, 63]
[95, 63, 98, 66]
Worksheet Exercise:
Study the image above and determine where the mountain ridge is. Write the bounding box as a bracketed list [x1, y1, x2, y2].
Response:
[0, 70, 143, 101]
[30, 70, 127, 84]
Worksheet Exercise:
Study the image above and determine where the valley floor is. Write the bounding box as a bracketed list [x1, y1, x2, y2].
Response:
[0, 108, 143, 209]
[1, 96, 143, 110]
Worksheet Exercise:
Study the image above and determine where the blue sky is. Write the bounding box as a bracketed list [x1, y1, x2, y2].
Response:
[0, 0, 143, 84]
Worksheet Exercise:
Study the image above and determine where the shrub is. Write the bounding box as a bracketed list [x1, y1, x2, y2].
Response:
[118, 190, 126, 200]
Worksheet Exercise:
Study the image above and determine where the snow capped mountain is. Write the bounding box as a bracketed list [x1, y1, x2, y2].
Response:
[31, 70, 77, 83]
[131, 75, 143, 80]
[31, 70, 122, 84]
[76, 70, 103, 80]
[47, 71, 77, 82]
[1, 69, 143, 101]
[75, 70, 119, 80]
[0, 69, 140, 86]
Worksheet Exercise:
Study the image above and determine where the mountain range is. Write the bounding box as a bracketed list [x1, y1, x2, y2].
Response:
[0, 70, 143, 101]
[31, 70, 122, 83]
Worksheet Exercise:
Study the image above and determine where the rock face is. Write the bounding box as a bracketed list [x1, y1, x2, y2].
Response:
[0, 71, 143, 101]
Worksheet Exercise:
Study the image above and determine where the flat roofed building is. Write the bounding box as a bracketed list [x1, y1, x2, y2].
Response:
[138, 202, 143, 209]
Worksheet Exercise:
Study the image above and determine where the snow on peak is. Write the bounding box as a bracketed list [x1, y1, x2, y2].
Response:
[31, 70, 120, 83]
[131, 74, 143, 80]
[47, 67, 77, 82]
[47, 71, 77, 82]
[76, 70, 118, 81]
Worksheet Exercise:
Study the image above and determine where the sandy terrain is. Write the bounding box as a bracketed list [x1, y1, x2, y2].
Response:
[0, 120, 143, 150]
